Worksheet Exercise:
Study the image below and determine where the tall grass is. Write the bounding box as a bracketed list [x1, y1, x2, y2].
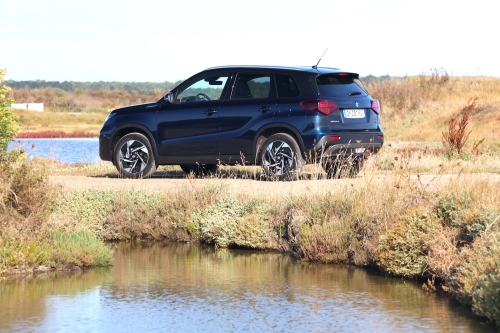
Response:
[366, 73, 500, 144]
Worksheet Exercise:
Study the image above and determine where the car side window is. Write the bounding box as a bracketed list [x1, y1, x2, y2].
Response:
[276, 74, 300, 98]
[176, 74, 229, 103]
[232, 74, 271, 99]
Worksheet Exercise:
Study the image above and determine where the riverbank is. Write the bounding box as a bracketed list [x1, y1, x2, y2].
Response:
[1, 144, 500, 326]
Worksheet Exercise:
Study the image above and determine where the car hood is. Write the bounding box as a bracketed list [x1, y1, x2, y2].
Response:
[114, 102, 158, 113]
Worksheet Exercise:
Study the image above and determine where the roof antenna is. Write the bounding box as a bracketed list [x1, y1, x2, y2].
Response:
[312, 48, 328, 69]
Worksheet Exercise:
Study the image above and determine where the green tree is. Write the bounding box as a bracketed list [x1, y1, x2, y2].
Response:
[0, 68, 19, 152]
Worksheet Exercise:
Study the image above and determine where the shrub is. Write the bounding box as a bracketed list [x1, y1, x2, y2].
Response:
[297, 217, 352, 263]
[0, 237, 50, 272]
[436, 191, 472, 228]
[436, 191, 497, 243]
[445, 234, 500, 308]
[49, 230, 113, 267]
[471, 236, 500, 327]
[375, 208, 441, 278]
[51, 185, 224, 242]
[0, 68, 19, 152]
[191, 196, 271, 248]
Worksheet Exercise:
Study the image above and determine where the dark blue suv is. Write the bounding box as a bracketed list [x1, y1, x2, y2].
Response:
[99, 65, 383, 180]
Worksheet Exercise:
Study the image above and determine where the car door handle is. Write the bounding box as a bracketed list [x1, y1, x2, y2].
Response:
[203, 109, 217, 116]
[258, 106, 271, 113]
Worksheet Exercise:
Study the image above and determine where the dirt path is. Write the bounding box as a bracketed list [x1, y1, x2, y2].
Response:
[49, 172, 500, 198]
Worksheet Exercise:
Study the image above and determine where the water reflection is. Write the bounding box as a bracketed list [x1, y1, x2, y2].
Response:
[0, 242, 495, 332]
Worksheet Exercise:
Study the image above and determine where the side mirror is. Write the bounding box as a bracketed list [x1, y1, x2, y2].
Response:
[164, 92, 173, 104]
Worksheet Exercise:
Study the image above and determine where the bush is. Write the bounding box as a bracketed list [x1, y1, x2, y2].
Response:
[191, 196, 271, 248]
[376, 208, 441, 278]
[471, 237, 500, 327]
[1, 154, 113, 272]
[0, 68, 19, 152]
[436, 191, 497, 243]
[49, 230, 113, 267]
[445, 234, 500, 317]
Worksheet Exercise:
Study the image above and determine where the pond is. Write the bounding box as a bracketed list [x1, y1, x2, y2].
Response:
[8, 138, 100, 164]
[0, 242, 494, 332]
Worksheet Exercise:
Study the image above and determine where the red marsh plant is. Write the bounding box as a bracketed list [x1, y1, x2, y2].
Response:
[16, 130, 97, 138]
[442, 98, 485, 158]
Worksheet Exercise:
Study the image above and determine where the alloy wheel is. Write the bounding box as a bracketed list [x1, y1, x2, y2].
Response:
[262, 140, 294, 176]
[118, 139, 150, 174]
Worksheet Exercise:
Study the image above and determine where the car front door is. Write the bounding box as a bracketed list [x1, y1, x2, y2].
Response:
[156, 72, 230, 157]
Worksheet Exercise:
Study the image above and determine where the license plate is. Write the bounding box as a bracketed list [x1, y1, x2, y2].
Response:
[343, 109, 365, 118]
[355, 148, 365, 154]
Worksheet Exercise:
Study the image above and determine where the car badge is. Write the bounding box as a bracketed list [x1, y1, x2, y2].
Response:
[355, 102, 359, 107]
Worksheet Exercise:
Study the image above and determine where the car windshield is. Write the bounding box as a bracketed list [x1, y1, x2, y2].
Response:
[316, 74, 368, 98]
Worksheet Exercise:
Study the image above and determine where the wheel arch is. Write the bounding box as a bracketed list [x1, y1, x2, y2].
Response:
[110, 124, 158, 164]
[253, 124, 305, 163]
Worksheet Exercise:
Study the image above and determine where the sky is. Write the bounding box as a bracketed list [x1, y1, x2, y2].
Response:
[1, 0, 498, 82]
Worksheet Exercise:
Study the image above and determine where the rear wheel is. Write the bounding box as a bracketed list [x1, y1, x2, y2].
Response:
[114, 133, 156, 179]
[180, 164, 217, 177]
[259, 133, 304, 181]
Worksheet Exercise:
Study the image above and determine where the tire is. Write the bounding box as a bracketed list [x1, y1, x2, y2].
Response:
[114, 133, 156, 179]
[322, 156, 364, 179]
[259, 133, 304, 181]
[180, 164, 217, 177]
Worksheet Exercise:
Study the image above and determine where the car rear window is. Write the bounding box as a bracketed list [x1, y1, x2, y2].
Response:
[316, 74, 368, 98]
[232, 74, 271, 99]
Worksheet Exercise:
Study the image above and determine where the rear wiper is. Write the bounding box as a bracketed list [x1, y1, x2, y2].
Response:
[348, 91, 361, 96]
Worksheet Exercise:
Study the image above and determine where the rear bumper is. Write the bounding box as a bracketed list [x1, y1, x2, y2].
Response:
[311, 132, 383, 160]
[99, 135, 112, 162]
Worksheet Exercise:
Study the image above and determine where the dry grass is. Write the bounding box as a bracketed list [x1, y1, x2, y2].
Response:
[8, 88, 163, 136]
[367, 75, 500, 145]
[8, 88, 163, 113]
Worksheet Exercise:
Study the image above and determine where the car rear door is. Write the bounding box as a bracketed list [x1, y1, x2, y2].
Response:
[216, 72, 277, 160]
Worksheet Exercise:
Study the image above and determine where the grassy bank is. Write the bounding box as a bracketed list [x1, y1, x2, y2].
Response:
[0, 151, 113, 275]
[3, 142, 499, 325]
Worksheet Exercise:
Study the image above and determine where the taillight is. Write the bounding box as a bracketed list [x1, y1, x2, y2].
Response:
[371, 99, 380, 114]
[300, 99, 339, 116]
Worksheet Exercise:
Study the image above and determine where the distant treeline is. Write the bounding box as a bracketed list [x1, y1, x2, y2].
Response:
[4, 80, 183, 94]
[5, 75, 391, 93]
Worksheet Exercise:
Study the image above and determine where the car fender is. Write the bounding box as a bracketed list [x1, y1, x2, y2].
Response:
[253, 123, 305, 157]
[109, 123, 160, 163]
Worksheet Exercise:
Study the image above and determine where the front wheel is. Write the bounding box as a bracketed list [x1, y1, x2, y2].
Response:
[114, 133, 156, 179]
[259, 133, 304, 181]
